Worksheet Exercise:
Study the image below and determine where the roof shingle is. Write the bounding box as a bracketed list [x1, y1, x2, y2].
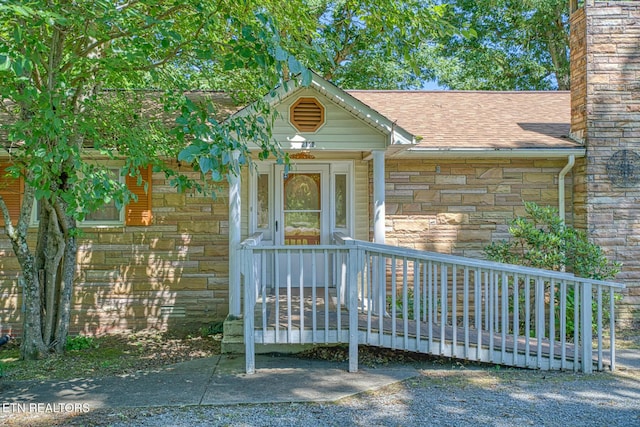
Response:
[348, 90, 578, 150]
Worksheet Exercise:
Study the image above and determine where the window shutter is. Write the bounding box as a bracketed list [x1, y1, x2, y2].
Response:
[0, 162, 23, 226]
[125, 165, 152, 226]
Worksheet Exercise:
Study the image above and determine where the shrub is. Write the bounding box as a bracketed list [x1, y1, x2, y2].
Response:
[485, 201, 621, 280]
[65, 335, 96, 352]
[484, 201, 621, 338]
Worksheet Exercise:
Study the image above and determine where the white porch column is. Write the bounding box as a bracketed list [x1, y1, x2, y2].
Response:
[228, 151, 242, 318]
[373, 150, 386, 244]
[372, 150, 386, 315]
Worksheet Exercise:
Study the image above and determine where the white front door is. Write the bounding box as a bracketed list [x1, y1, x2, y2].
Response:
[275, 164, 329, 246]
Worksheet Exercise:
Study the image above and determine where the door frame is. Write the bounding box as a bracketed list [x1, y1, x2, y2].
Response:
[249, 160, 354, 245]
[275, 163, 329, 245]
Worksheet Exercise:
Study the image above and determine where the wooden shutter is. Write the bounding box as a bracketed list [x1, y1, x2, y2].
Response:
[125, 165, 152, 226]
[0, 162, 23, 226]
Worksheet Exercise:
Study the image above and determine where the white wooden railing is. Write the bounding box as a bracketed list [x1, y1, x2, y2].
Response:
[240, 232, 625, 374]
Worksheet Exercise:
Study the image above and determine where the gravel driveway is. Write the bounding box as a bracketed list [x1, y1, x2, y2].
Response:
[6, 363, 640, 427]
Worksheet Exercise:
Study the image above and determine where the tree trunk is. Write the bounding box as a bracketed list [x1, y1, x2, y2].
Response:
[19, 266, 49, 360]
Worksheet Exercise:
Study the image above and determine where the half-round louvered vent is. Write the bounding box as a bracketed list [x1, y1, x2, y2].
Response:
[290, 97, 325, 132]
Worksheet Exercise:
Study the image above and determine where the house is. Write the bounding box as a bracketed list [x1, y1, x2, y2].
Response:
[0, 0, 637, 357]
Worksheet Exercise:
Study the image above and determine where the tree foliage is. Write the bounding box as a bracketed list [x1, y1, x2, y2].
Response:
[485, 202, 621, 280]
[305, 0, 459, 89]
[423, 0, 569, 90]
[0, 0, 311, 360]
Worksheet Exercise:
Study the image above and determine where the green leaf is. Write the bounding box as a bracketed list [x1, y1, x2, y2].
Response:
[199, 157, 212, 174]
[178, 144, 202, 162]
[288, 55, 301, 74]
[274, 46, 288, 61]
[0, 54, 10, 71]
[301, 68, 312, 86]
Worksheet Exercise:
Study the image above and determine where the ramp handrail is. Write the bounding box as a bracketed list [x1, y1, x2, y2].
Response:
[240, 235, 625, 374]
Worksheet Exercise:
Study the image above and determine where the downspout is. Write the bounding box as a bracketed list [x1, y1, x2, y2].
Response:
[558, 154, 575, 224]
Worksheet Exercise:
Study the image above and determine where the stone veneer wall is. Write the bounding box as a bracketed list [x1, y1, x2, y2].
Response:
[572, 1, 640, 326]
[381, 158, 573, 258]
[0, 161, 228, 336]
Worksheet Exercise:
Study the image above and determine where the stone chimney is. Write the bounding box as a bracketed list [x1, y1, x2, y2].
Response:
[570, 0, 640, 325]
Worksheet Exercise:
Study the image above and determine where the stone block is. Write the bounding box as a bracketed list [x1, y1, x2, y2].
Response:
[435, 175, 466, 185]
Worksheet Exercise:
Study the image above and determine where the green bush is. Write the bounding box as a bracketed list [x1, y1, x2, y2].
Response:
[485, 202, 621, 280]
[484, 201, 621, 338]
[65, 335, 96, 352]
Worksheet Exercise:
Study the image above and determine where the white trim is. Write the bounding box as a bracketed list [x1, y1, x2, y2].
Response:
[372, 151, 385, 244]
[389, 147, 587, 159]
[329, 162, 354, 239]
[248, 160, 355, 242]
[229, 151, 242, 317]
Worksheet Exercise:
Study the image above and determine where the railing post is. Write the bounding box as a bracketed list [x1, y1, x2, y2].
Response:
[244, 245, 256, 374]
[348, 243, 359, 373]
[581, 281, 593, 373]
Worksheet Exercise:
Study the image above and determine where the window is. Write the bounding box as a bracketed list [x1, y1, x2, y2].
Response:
[28, 165, 153, 227]
[83, 167, 124, 225]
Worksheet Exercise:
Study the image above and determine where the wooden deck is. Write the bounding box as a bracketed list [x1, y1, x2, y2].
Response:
[253, 289, 609, 371]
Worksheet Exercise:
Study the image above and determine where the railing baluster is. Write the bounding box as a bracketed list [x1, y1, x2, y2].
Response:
[337, 248, 344, 338]
[428, 261, 433, 353]
[441, 263, 447, 356]
[378, 254, 385, 347]
[501, 272, 507, 365]
[484, 270, 489, 336]
[287, 249, 292, 343]
[275, 249, 280, 344]
[475, 267, 482, 362]
[415, 260, 421, 352]
[348, 245, 359, 373]
[391, 255, 397, 349]
[536, 277, 544, 369]
[312, 249, 317, 344]
[324, 249, 329, 344]
[610, 287, 616, 372]
[560, 280, 567, 370]
[597, 285, 603, 371]
[261, 250, 267, 340]
[422, 261, 428, 324]
[549, 279, 556, 369]
[299, 249, 305, 344]
[403, 258, 409, 350]
[525, 275, 531, 367]
[464, 267, 470, 359]
[452, 265, 457, 359]
[513, 274, 520, 367]
[244, 245, 256, 374]
[494, 271, 499, 340]
[366, 252, 373, 343]
[574, 282, 580, 372]
[488, 270, 494, 361]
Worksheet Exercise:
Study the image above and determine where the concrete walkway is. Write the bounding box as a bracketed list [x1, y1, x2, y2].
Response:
[1, 350, 638, 411]
[0, 355, 420, 410]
